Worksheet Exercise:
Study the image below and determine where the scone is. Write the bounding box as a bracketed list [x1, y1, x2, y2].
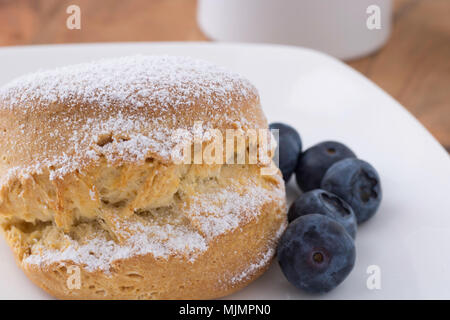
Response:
[0, 55, 287, 299]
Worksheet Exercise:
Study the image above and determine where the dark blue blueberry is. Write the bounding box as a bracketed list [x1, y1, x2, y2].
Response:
[288, 189, 357, 239]
[295, 141, 356, 192]
[269, 122, 302, 182]
[277, 214, 355, 294]
[321, 158, 382, 224]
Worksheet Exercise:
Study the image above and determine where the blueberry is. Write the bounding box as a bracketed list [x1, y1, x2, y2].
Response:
[288, 189, 357, 239]
[295, 141, 356, 192]
[277, 214, 355, 294]
[321, 158, 382, 224]
[269, 122, 302, 182]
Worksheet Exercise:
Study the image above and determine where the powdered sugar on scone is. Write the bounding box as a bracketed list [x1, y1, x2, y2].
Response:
[0, 56, 286, 298]
[0, 55, 255, 113]
[0, 55, 260, 185]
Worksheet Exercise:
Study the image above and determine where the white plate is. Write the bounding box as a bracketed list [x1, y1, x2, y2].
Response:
[0, 43, 449, 300]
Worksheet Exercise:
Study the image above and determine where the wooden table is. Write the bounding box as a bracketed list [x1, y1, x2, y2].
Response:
[1, 0, 449, 152]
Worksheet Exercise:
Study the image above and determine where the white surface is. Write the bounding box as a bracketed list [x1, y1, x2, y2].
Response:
[197, 0, 392, 60]
[0, 42, 449, 299]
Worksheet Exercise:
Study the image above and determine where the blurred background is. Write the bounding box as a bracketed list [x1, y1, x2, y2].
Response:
[0, 0, 449, 152]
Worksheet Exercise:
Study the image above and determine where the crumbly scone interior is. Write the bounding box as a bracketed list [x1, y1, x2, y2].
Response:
[0, 153, 283, 271]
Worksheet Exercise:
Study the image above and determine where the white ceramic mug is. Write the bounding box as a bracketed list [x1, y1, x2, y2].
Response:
[197, 0, 392, 60]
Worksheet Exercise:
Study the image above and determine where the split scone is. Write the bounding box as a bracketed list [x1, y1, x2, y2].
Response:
[0, 55, 287, 299]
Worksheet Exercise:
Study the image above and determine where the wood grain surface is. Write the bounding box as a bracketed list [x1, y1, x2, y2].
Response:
[0, 0, 449, 151]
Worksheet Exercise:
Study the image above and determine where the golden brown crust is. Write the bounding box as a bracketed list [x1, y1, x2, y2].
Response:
[0, 55, 266, 183]
[17, 199, 286, 300]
